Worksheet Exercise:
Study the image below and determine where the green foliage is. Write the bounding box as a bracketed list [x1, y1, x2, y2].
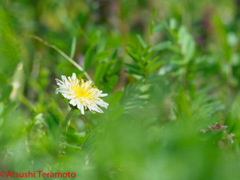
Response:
[84, 47, 94, 71]
[125, 37, 164, 79]
[1, 0, 240, 180]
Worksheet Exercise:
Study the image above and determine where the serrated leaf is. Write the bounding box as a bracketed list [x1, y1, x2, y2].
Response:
[154, 41, 172, 51]
[84, 48, 94, 71]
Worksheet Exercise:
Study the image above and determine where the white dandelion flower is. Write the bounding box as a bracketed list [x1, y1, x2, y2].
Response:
[55, 73, 108, 114]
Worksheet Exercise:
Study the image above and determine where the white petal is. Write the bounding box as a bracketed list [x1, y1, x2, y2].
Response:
[72, 73, 76, 80]
[69, 99, 78, 106]
[100, 93, 108, 97]
[89, 103, 103, 113]
[61, 75, 67, 81]
[56, 74, 109, 114]
[77, 103, 85, 114]
[95, 101, 109, 109]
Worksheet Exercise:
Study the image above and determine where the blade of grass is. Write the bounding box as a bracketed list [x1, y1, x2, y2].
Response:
[30, 35, 94, 84]
[70, 37, 77, 58]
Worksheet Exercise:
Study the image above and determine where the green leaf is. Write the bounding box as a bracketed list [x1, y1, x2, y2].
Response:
[150, 20, 154, 35]
[103, 75, 119, 93]
[146, 56, 160, 69]
[94, 63, 108, 84]
[0, 102, 4, 116]
[0, 85, 12, 101]
[128, 42, 137, 51]
[61, 142, 81, 150]
[77, 13, 88, 27]
[97, 38, 106, 53]
[57, 61, 71, 69]
[227, 32, 238, 47]
[225, 112, 232, 127]
[153, 22, 167, 33]
[108, 62, 123, 76]
[112, 49, 118, 59]
[136, 34, 147, 48]
[81, 133, 91, 148]
[89, 33, 99, 46]
[167, 44, 181, 54]
[126, 47, 140, 63]
[107, 90, 123, 108]
[143, 49, 155, 63]
[1, 102, 17, 118]
[84, 48, 94, 71]
[142, 45, 151, 56]
[178, 26, 196, 62]
[95, 51, 110, 61]
[70, 37, 77, 58]
[51, 98, 64, 118]
[125, 63, 141, 72]
[148, 62, 163, 73]
[171, 58, 189, 65]
[169, 18, 178, 30]
[0, 72, 7, 86]
[153, 7, 157, 19]
[108, 105, 124, 120]
[154, 41, 172, 51]
[125, 68, 143, 76]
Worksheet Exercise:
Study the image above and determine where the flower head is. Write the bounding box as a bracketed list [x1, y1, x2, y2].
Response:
[56, 73, 108, 114]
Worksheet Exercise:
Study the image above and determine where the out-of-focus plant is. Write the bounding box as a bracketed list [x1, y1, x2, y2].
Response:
[1, 0, 240, 180]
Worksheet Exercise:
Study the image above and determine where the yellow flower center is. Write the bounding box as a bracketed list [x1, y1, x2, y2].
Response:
[70, 79, 98, 104]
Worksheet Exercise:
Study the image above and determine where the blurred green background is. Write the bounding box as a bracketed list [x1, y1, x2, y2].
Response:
[1, 0, 240, 179]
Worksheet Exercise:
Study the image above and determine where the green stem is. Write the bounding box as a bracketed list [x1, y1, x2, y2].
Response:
[81, 116, 91, 132]
[78, 26, 91, 43]
[30, 35, 94, 84]
[62, 108, 75, 130]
